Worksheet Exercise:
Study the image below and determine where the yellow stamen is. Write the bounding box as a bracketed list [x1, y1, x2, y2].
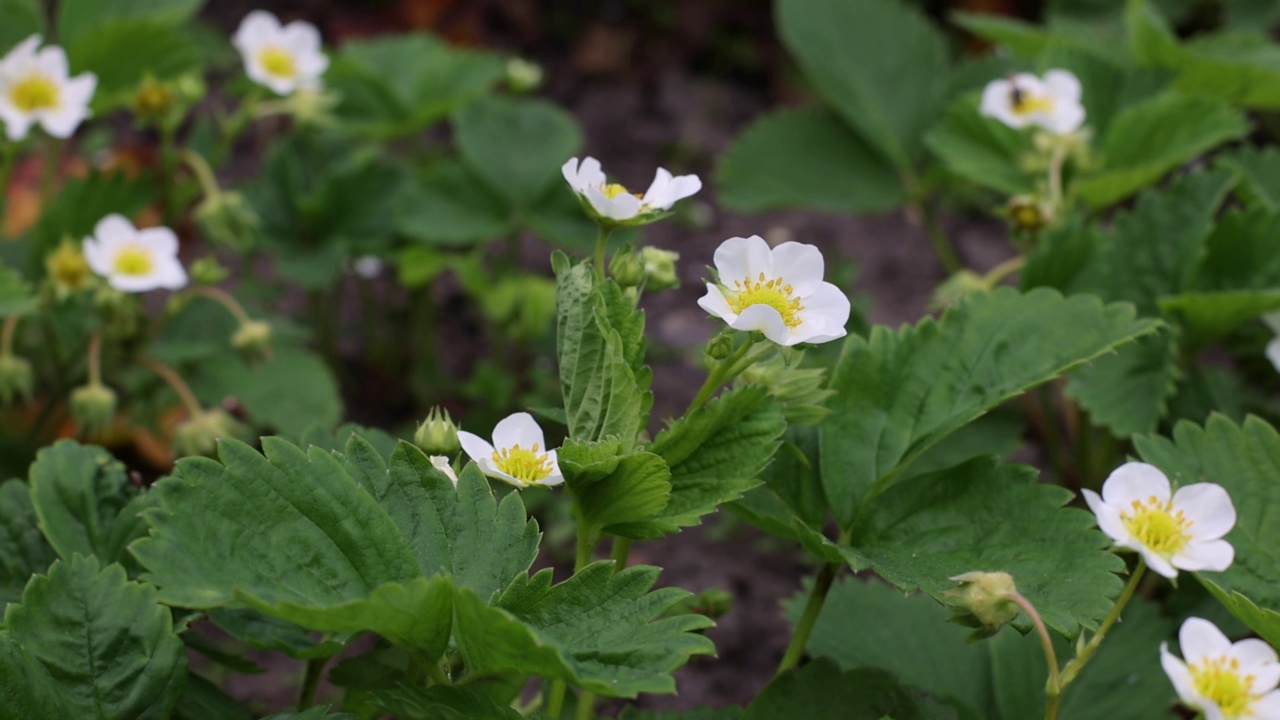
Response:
[112, 246, 154, 277]
[491, 442, 553, 484]
[258, 47, 298, 78]
[1190, 655, 1256, 718]
[1010, 86, 1054, 116]
[10, 75, 59, 112]
[1121, 495, 1193, 557]
[601, 183, 639, 200]
[725, 272, 805, 328]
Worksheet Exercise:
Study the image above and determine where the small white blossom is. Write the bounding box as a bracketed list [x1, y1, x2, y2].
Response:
[83, 215, 188, 293]
[1082, 462, 1235, 579]
[233, 11, 328, 96]
[1261, 312, 1280, 374]
[561, 156, 701, 223]
[0, 35, 97, 141]
[697, 235, 850, 347]
[352, 255, 383, 279]
[980, 69, 1084, 135]
[1161, 617, 1280, 720]
[429, 455, 459, 486]
[457, 412, 563, 489]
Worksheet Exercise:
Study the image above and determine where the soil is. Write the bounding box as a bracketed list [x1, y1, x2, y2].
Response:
[192, 1, 1015, 715]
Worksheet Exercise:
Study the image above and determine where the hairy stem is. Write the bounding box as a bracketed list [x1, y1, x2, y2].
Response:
[1059, 559, 1147, 688]
[189, 285, 252, 325]
[1005, 592, 1061, 720]
[685, 336, 758, 416]
[592, 225, 613, 279]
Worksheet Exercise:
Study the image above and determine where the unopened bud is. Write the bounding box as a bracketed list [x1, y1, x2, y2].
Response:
[415, 406, 461, 456]
[609, 247, 645, 288]
[231, 320, 273, 364]
[705, 333, 735, 361]
[506, 58, 544, 93]
[190, 256, 230, 286]
[195, 191, 259, 251]
[133, 77, 174, 126]
[285, 89, 339, 126]
[640, 247, 680, 291]
[174, 409, 247, 458]
[429, 455, 459, 486]
[1007, 195, 1051, 232]
[943, 571, 1020, 641]
[70, 383, 117, 438]
[46, 239, 93, 296]
[0, 354, 33, 406]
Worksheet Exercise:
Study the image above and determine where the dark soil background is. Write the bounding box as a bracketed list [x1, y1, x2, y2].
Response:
[195, 0, 1017, 714]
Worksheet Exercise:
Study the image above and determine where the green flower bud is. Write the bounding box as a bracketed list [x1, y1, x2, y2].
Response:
[943, 571, 1021, 641]
[1007, 195, 1052, 233]
[705, 332, 735, 361]
[506, 58, 544, 93]
[190, 256, 231, 286]
[70, 383, 117, 438]
[174, 409, 247, 458]
[609, 246, 646, 289]
[231, 320, 274, 364]
[45, 238, 93, 297]
[284, 89, 339, 126]
[414, 406, 461, 456]
[133, 76, 174, 126]
[0, 354, 34, 406]
[640, 247, 680, 291]
[195, 191, 260, 251]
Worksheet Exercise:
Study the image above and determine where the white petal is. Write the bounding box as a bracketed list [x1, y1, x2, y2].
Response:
[1172, 483, 1236, 540]
[4, 35, 43, 66]
[1250, 690, 1280, 719]
[1161, 643, 1198, 706]
[61, 72, 97, 109]
[1249, 664, 1280, 697]
[641, 167, 673, 209]
[33, 44, 68, 80]
[107, 271, 166, 293]
[1082, 489, 1132, 544]
[1267, 336, 1280, 373]
[1043, 69, 1082, 103]
[296, 51, 329, 80]
[697, 283, 735, 322]
[81, 237, 110, 276]
[457, 430, 496, 466]
[979, 78, 1026, 129]
[713, 235, 772, 285]
[1101, 462, 1172, 508]
[536, 450, 564, 487]
[1044, 101, 1085, 134]
[791, 282, 850, 344]
[1232, 638, 1280, 675]
[574, 156, 606, 190]
[39, 104, 88, 138]
[152, 256, 188, 290]
[1172, 539, 1234, 573]
[137, 226, 180, 258]
[561, 157, 584, 189]
[1, 109, 34, 140]
[429, 456, 459, 486]
[234, 11, 282, 51]
[491, 412, 546, 452]
[1262, 311, 1280, 335]
[585, 186, 640, 220]
[769, 242, 825, 296]
[730, 303, 796, 346]
[1137, 546, 1179, 579]
[1179, 617, 1233, 665]
[94, 214, 137, 244]
[281, 21, 323, 54]
[663, 173, 701, 206]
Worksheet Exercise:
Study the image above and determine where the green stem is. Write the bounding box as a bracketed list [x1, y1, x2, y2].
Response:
[1047, 142, 1069, 212]
[179, 149, 222, 201]
[592, 225, 613, 279]
[296, 657, 327, 710]
[576, 692, 595, 720]
[138, 356, 203, 417]
[189, 285, 252, 325]
[610, 537, 632, 571]
[1059, 559, 1146, 688]
[86, 332, 102, 386]
[917, 202, 963, 274]
[549, 499, 599, 719]
[545, 682, 567, 719]
[1, 315, 18, 356]
[685, 336, 758, 416]
[1005, 593, 1061, 720]
[776, 560, 840, 675]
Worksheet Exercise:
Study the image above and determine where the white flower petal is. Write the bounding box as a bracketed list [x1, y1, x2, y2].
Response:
[1172, 539, 1234, 573]
[1044, 102, 1085, 134]
[1172, 483, 1236, 539]
[1082, 489, 1132, 545]
[108, 272, 165, 293]
[769, 241, 825, 295]
[1101, 462, 1172, 508]
[281, 21, 323, 54]
[1138, 546, 1179, 579]
[585, 186, 641, 220]
[81, 238, 109, 277]
[663, 173, 701, 207]
[1161, 642, 1198, 706]
[1250, 690, 1280, 719]
[1044, 69, 1081, 103]
[1267, 336, 1280, 373]
[713, 235, 772, 285]
[491, 412, 546, 451]
[61, 72, 97, 109]
[791, 282, 850, 344]
[730, 303, 795, 346]
[429, 456, 459, 486]
[641, 167, 674, 209]
[1263, 311, 1280, 335]
[234, 10, 282, 51]
[152, 256, 189, 291]
[40, 104, 89, 138]
[137, 226, 179, 258]
[1, 110, 34, 140]
[1179, 617, 1233, 665]
[1232, 638, 1280, 672]
[457, 430, 496, 467]
[1250, 665, 1280, 698]
[33, 44, 68, 80]
[93, 214, 137, 245]
[979, 78, 1022, 129]
[696, 283, 736, 322]
[5, 35, 43, 66]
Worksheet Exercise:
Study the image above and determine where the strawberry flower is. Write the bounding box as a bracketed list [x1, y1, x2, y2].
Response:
[561, 156, 701, 224]
[0, 35, 97, 141]
[980, 69, 1085, 135]
[83, 215, 188, 293]
[697, 235, 850, 347]
[457, 412, 563, 489]
[233, 11, 328, 96]
[1161, 617, 1280, 720]
[1082, 462, 1236, 579]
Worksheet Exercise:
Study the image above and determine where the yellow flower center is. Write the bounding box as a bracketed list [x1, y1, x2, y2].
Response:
[258, 47, 298, 78]
[112, 246, 155, 277]
[491, 443, 554, 484]
[601, 182, 642, 200]
[1190, 655, 1256, 718]
[1010, 86, 1054, 116]
[1121, 495, 1193, 557]
[726, 272, 805, 328]
[10, 74, 59, 112]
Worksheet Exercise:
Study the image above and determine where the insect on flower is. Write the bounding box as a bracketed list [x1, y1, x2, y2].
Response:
[980, 69, 1084, 135]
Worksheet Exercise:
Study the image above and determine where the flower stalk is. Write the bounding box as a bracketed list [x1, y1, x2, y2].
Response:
[1058, 559, 1146, 689]
[1003, 592, 1061, 720]
[138, 356, 203, 418]
[593, 225, 613, 279]
[685, 335, 761, 415]
[776, 559, 840, 675]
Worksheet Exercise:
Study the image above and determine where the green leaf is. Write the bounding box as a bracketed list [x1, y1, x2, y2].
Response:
[0, 1, 43, 65]
[951, 12, 1055, 59]
[777, 0, 949, 171]
[925, 96, 1035, 196]
[1196, 205, 1280, 289]
[618, 709, 743, 720]
[57, 0, 202, 46]
[846, 458, 1124, 637]
[372, 685, 524, 720]
[1066, 332, 1181, 437]
[172, 674, 252, 720]
[1217, 146, 1280, 211]
[4, 556, 187, 719]
[559, 439, 672, 538]
[1020, 214, 1102, 295]
[1159, 290, 1280, 348]
[0, 480, 54, 607]
[66, 19, 202, 107]
[298, 423, 400, 463]
[187, 345, 342, 437]
[1134, 414, 1280, 647]
[134, 437, 420, 609]
[28, 440, 147, 567]
[744, 658, 960, 720]
[454, 563, 715, 697]
[260, 709, 355, 720]
[717, 107, 906, 214]
[644, 386, 786, 534]
[0, 262, 36, 316]
[395, 161, 515, 247]
[554, 257, 651, 447]
[820, 287, 1159, 526]
[208, 607, 344, 661]
[455, 96, 583, 211]
[329, 34, 505, 138]
[1075, 93, 1248, 208]
[0, 634, 70, 719]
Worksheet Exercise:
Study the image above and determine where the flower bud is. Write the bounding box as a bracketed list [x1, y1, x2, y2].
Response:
[232, 320, 274, 364]
[70, 383, 117, 438]
[45, 239, 93, 297]
[705, 332, 735, 361]
[195, 191, 260, 251]
[930, 269, 989, 311]
[189, 256, 230, 286]
[943, 571, 1020, 641]
[1006, 195, 1052, 233]
[133, 77, 174, 126]
[609, 247, 646, 289]
[640, 247, 680, 291]
[415, 406, 461, 456]
[174, 408, 247, 458]
[0, 354, 33, 406]
[506, 58, 544, 93]
[284, 89, 339, 126]
[429, 455, 459, 486]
